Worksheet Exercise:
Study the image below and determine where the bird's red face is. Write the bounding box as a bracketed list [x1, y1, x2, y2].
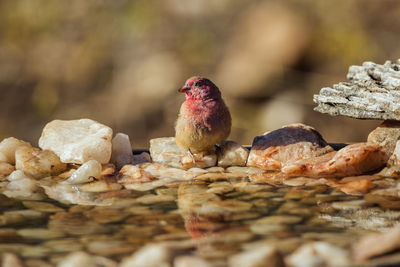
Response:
[178, 76, 221, 100]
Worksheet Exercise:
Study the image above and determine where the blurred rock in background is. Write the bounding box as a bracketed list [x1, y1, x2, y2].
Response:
[0, 0, 399, 147]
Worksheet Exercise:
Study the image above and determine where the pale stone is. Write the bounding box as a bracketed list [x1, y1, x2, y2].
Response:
[110, 133, 134, 169]
[39, 177, 103, 205]
[368, 121, 400, 158]
[78, 181, 122, 192]
[22, 201, 65, 213]
[3, 170, 44, 200]
[0, 162, 14, 180]
[66, 160, 102, 184]
[353, 224, 400, 263]
[228, 245, 284, 267]
[15, 146, 67, 179]
[0, 151, 7, 162]
[38, 119, 113, 164]
[0, 137, 31, 164]
[57, 251, 117, 267]
[1, 253, 24, 267]
[174, 256, 213, 267]
[17, 228, 65, 240]
[119, 244, 172, 267]
[247, 124, 333, 170]
[286, 242, 350, 267]
[218, 140, 249, 167]
[150, 137, 217, 169]
[314, 60, 400, 120]
[0, 210, 45, 226]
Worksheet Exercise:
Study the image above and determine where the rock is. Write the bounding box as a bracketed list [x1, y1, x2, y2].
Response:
[3, 170, 45, 200]
[110, 133, 134, 169]
[353, 224, 400, 263]
[119, 244, 173, 267]
[150, 137, 217, 169]
[39, 119, 113, 164]
[217, 140, 249, 167]
[368, 121, 400, 158]
[314, 59, 400, 120]
[0, 162, 14, 180]
[0, 137, 31, 164]
[228, 245, 284, 267]
[78, 181, 122, 193]
[1, 253, 24, 267]
[132, 152, 151, 165]
[174, 256, 213, 267]
[282, 143, 388, 178]
[57, 251, 117, 267]
[15, 146, 67, 179]
[66, 160, 102, 184]
[286, 242, 350, 267]
[247, 124, 333, 170]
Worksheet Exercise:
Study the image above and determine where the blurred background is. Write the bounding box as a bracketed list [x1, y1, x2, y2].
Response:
[1, 0, 400, 148]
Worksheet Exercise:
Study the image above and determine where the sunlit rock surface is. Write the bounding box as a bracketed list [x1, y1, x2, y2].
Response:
[286, 242, 350, 267]
[314, 60, 400, 120]
[150, 137, 217, 169]
[0, 137, 31, 164]
[15, 146, 66, 179]
[3, 170, 45, 200]
[247, 124, 333, 170]
[39, 119, 113, 164]
[218, 140, 249, 167]
[66, 160, 102, 184]
[111, 133, 134, 169]
[0, 162, 14, 180]
[368, 120, 400, 158]
[228, 244, 284, 267]
[282, 143, 388, 178]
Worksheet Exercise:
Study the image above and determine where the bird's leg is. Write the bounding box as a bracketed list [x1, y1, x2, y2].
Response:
[188, 148, 196, 164]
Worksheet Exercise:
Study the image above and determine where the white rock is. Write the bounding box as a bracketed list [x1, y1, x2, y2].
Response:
[0, 162, 15, 180]
[0, 137, 31, 164]
[39, 119, 113, 164]
[66, 160, 102, 184]
[228, 245, 283, 267]
[110, 133, 134, 169]
[15, 146, 67, 179]
[285, 242, 350, 267]
[57, 251, 117, 267]
[174, 256, 212, 267]
[3, 170, 44, 200]
[150, 137, 217, 169]
[218, 140, 249, 167]
[0, 151, 7, 162]
[119, 244, 172, 267]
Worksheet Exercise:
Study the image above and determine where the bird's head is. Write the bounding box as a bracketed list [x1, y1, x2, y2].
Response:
[179, 76, 221, 100]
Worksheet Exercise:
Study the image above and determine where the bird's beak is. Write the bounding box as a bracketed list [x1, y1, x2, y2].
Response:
[179, 85, 190, 92]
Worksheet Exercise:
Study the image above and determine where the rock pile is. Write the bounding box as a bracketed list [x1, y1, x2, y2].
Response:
[314, 59, 400, 178]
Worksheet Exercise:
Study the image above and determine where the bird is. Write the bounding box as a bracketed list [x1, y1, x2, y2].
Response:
[175, 76, 231, 156]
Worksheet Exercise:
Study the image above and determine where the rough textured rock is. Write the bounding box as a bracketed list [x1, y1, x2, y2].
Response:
[0, 137, 31, 164]
[39, 119, 113, 164]
[314, 59, 400, 120]
[379, 140, 400, 177]
[110, 133, 134, 169]
[150, 137, 217, 169]
[368, 120, 400, 158]
[15, 146, 66, 179]
[247, 124, 333, 170]
[0, 162, 15, 180]
[218, 141, 249, 167]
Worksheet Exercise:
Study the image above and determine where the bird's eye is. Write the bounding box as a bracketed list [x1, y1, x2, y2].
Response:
[193, 82, 198, 86]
